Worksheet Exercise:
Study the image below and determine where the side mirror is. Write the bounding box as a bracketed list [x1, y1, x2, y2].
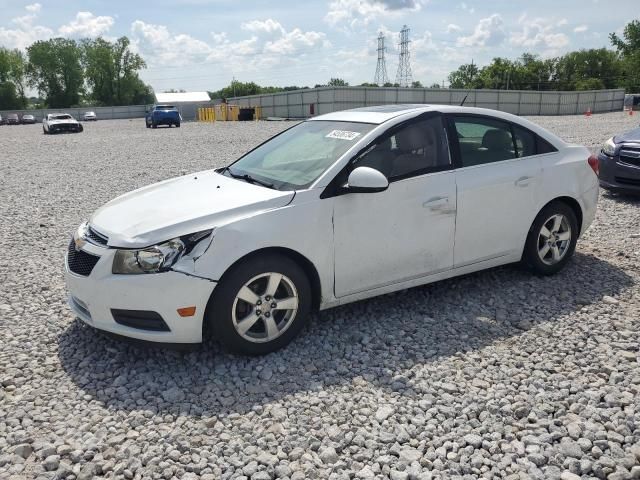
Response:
[345, 166, 389, 193]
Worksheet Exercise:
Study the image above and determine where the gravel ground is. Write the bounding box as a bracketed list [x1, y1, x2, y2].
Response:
[1, 112, 639, 480]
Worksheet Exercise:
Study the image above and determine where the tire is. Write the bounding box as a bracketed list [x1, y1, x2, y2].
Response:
[206, 253, 312, 355]
[176, 122, 181, 128]
[522, 201, 578, 275]
[146, 121, 150, 128]
[77, 124, 83, 133]
[152, 122, 157, 129]
[43, 126, 47, 135]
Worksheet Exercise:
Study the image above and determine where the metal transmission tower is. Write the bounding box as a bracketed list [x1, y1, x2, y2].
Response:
[373, 32, 389, 86]
[395, 25, 413, 87]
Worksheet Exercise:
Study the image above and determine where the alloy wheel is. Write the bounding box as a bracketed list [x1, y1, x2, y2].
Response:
[537, 214, 572, 265]
[231, 272, 299, 343]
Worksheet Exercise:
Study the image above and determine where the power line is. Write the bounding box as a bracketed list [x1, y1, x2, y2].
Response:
[373, 32, 389, 86]
[395, 25, 413, 87]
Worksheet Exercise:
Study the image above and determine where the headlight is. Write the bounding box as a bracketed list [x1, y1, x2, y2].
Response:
[112, 230, 211, 274]
[601, 137, 616, 157]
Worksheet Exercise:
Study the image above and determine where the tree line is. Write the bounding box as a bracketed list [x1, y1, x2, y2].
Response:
[0, 36, 154, 110]
[447, 21, 640, 92]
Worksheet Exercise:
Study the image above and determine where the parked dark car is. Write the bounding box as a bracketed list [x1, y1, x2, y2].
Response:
[21, 114, 37, 124]
[599, 127, 640, 194]
[7, 113, 20, 125]
[145, 105, 181, 128]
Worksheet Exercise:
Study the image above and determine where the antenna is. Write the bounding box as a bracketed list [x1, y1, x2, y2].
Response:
[460, 94, 468, 106]
[373, 32, 389, 86]
[395, 25, 413, 87]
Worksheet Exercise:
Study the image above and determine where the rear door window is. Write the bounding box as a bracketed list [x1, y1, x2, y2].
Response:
[452, 116, 516, 167]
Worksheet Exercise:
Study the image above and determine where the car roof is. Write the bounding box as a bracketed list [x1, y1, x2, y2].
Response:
[308, 104, 566, 147]
[309, 104, 524, 125]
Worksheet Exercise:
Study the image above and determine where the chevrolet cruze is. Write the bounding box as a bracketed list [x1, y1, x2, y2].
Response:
[65, 105, 599, 354]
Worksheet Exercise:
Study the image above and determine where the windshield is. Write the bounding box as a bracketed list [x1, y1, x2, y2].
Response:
[53, 114, 72, 120]
[226, 120, 375, 190]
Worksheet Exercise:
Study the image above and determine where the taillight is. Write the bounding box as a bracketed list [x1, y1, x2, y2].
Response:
[588, 155, 599, 176]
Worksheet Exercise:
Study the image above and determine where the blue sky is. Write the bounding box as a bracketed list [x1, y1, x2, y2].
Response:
[0, 0, 634, 93]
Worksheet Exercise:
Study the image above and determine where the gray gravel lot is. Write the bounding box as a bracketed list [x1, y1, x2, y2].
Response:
[1, 112, 639, 480]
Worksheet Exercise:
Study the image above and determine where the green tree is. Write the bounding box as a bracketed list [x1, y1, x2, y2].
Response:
[610, 20, 640, 92]
[82, 36, 150, 106]
[553, 49, 620, 90]
[0, 47, 28, 108]
[328, 78, 349, 86]
[448, 63, 481, 89]
[26, 38, 84, 108]
[411, 80, 423, 88]
[0, 81, 21, 110]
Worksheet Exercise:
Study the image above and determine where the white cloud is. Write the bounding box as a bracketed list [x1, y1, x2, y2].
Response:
[459, 2, 475, 14]
[574, 24, 588, 33]
[457, 14, 505, 47]
[0, 4, 52, 50]
[446, 24, 461, 34]
[264, 28, 326, 55]
[131, 20, 212, 65]
[412, 30, 436, 53]
[557, 18, 568, 27]
[325, 0, 422, 27]
[58, 12, 115, 37]
[510, 15, 570, 54]
[25, 3, 41, 13]
[241, 19, 285, 36]
[132, 19, 328, 70]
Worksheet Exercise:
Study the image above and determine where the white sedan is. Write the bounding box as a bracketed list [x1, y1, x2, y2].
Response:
[65, 105, 599, 354]
[43, 113, 83, 134]
[83, 111, 97, 121]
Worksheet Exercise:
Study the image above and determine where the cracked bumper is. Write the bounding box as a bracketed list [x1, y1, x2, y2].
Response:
[65, 248, 216, 343]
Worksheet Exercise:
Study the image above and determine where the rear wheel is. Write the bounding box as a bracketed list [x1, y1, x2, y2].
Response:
[176, 122, 181, 128]
[523, 201, 578, 275]
[206, 254, 311, 355]
[152, 122, 157, 129]
[43, 126, 47, 135]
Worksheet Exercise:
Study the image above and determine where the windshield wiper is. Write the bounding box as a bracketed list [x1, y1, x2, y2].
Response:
[221, 167, 275, 189]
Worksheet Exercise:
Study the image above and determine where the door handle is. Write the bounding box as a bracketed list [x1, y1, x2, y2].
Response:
[423, 196, 449, 209]
[515, 175, 533, 187]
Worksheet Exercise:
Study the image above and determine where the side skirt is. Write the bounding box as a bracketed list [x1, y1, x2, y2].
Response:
[320, 253, 519, 310]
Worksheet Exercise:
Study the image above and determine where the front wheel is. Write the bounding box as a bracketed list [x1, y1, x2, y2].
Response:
[522, 201, 578, 275]
[175, 122, 181, 128]
[152, 122, 157, 129]
[206, 254, 311, 355]
[43, 126, 48, 135]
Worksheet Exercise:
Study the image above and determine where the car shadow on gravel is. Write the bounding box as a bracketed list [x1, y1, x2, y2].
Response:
[58, 252, 633, 418]
[602, 191, 640, 205]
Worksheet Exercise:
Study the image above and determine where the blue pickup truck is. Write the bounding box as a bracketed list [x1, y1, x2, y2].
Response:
[145, 105, 181, 128]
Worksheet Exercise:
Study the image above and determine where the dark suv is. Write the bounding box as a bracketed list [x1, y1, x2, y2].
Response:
[7, 113, 20, 125]
[598, 127, 640, 195]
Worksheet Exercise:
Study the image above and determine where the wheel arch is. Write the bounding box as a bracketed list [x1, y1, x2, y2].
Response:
[541, 196, 584, 237]
[208, 246, 322, 312]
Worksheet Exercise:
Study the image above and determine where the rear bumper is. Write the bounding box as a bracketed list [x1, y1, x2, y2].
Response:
[151, 115, 180, 125]
[598, 152, 640, 194]
[65, 247, 216, 343]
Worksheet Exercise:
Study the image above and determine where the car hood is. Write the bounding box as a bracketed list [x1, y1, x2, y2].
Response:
[49, 119, 78, 124]
[614, 127, 640, 144]
[90, 170, 295, 248]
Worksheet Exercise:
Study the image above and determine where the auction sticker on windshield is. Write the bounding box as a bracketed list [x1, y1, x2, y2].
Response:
[326, 130, 361, 140]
